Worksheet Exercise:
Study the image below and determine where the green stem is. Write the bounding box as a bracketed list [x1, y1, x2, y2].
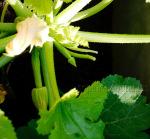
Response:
[54, 41, 76, 67]
[1, 1, 9, 22]
[78, 31, 150, 43]
[7, 0, 32, 17]
[46, 0, 54, 24]
[54, 0, 92, 24]
[71, 0, 113, 22]
[65, 46, 98, 54]
[0, 55, 14, 68]
[0, 32, 9, 39]
[53, 0, 63, 15]
[0, 35, 15, 53]
[31, 48, 42, 88]
[69, 51, 96, 61]
[40, 42, 60, 108]
[0, 23, 16, 32]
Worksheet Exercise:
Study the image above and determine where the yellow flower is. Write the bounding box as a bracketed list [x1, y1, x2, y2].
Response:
[5, 15, 50, 57]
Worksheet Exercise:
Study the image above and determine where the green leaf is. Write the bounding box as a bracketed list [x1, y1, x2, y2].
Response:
[0, 109, 17, 139]
[24, 0, 53, 15]
[101, 75, 150, 139]
[37, 82, 108, 139]
[16, 120, 48, 139]
[102, 75, 143, 104]
[71, 82, 108, 121]
[101, 94, 150, 139]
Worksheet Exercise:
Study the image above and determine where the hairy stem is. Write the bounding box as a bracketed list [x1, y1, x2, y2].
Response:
[40, 42, 60, 108]
[78, 31, 150, 43]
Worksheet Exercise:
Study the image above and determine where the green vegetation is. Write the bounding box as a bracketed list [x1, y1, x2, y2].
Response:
[0, 0, 150, 138]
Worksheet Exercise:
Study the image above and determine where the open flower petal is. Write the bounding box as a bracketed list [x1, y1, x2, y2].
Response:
[5, 15, 50, 57]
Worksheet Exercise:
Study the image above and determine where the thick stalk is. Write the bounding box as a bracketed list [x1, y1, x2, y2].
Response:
[31, 48, 42, 88]
[40, 42, 60, 108]
[78, 31, 150, 43]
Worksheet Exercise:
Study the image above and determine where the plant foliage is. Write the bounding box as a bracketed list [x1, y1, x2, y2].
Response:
[37, 82, 108, 139]
[0, 0, 150, 139]
[0, 109, 17, 139]
[101, 75, 150, 139]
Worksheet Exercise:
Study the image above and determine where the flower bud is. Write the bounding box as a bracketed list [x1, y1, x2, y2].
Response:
[32, 87, 48, 111]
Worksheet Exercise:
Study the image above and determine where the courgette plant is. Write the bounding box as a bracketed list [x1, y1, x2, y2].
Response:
[0, 0, 150, 139]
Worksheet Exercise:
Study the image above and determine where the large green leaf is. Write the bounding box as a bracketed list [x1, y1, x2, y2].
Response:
[0, 109, 17, 139]
[101, 94, 150, 139]
[37, 82, 108, 139]
[101, 75, 150, 139]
